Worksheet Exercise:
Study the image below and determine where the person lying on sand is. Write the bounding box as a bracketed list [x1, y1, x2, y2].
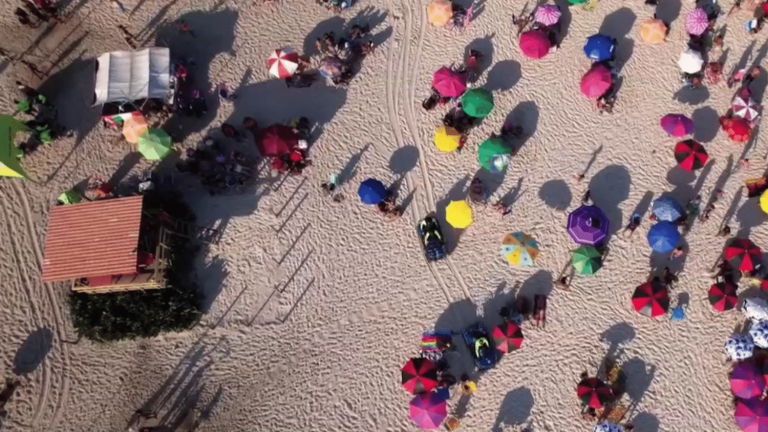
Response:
[623, 213, 642, 237]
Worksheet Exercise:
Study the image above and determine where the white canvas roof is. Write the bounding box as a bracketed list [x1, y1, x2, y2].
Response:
[93, 47, 171, 105]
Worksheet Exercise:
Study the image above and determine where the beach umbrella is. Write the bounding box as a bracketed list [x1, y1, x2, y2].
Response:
[580, 64, 612, 99]
[686, 8, 709, 36]
[726, 334, 755, 362]
[267, 47, 300, 79]
[477, 137, 511, 172]
[445, 200, 472, 229]
[709, 281, 738, 312]
[432, 67, 467, 98]
[640, 18, 667, 44]
[357, 178, 387, 205]
[534, 4, 561, 25]
[572, 245, 602, 275]
[0, 115, 31, 178]
[751, 321, 768, 349]
[257, 124, 298, 157]
[647, 221, 680, 253]
[427, 0, 453, 26]
[402, 358, 439, 394]
[461, 88, 494, 118]
[137, 129, 172, 160]
[593, 422, 624, 432]
[678, 49, 704, 74]
[409, 391, 447, 429]
[760, 190, 768, 214]
[567, 205, 609, 246]
[720, 116, 752, 143]
[57, 189, 82, 205]
[660, 113, 694, 137]
[736, 398, 768, 432]
[674, 139, 708, 171]
[577, 377, 613, 409]
[567, 0, 587, 4]
[583, 34, 616, 61]
[733, 95, 761, 122]
[434, 126, 462, 153]
[492, 322, 524, 353]
[500, 232, 540, 266]
[652, 196, 684, 222]
[519, 30, 551, 59]
[632, 280, 670, 317]
[732, 362, 767, 399]
[725, 238, 762, 272]
[318, 56, 343, 78]
[122, 115, 148, 144]
[746, 298, 768, 323]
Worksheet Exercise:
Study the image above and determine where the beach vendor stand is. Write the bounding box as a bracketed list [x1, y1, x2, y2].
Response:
[93, 47, 175, 128]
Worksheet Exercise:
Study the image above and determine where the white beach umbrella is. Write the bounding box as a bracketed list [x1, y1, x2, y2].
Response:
[750, 321, 768, 348]
[733, 95, 761, 122]
[267, 47, 300, 79]
[725, 333, 755, 361]
[594, 421, 624, 432]
[678, 49, 704, 74]
[743, 297, 768, 322]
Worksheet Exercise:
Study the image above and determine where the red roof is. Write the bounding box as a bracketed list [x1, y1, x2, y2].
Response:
[42, 196, 144, 282]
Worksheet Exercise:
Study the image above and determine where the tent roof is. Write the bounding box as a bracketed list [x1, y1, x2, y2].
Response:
[42, 196, 144, 282]
[93, 47, 172, 105]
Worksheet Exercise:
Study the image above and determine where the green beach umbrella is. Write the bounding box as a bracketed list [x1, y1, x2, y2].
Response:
[478, 137, 512, 172]
[138, 129, 172, 160]
[567, 0, 588, 4]
[57, 189, 82, 205]
[461, 88, 494, 118]
[572, 245, 602, 275]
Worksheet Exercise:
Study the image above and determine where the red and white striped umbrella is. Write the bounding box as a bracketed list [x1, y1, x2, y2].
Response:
[267, 47, 300, 79]
[733, 95, 761, 122]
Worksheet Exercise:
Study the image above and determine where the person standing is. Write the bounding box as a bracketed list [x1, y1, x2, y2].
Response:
[24, 1, 49, 23]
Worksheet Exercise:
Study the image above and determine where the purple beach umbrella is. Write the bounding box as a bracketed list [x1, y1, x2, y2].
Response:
[731, 361, 767, 399]
[567, 205, 610, 246]
[534, 4, 561, 26]
[660, 114, 694, 137]
[409, 391, 447, 429]
[686, 8, 709, 36]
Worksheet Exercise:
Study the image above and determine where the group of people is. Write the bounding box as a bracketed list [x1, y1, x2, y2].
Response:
[313, 25, 375, 86]
[14, 0, 63, 29]
[270, 117, 314, 176]
[175, 137, 253, 194]
[422, 50, 483, 111]
[315, 0, 352, 13]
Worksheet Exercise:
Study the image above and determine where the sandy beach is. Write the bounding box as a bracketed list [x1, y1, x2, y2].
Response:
[0, 0, 767, 430]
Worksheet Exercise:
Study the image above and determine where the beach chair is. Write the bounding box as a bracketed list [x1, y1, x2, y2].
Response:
[532, 295, 547, 328]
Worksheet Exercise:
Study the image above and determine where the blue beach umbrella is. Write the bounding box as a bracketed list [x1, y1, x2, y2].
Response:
[647, 221, 680, 253]
[652, 196, 684, 222]
[357, 178, 387, 205]
[583, 34, 616, 62]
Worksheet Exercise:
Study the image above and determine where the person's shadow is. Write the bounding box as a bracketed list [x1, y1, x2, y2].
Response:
[599, 322, 635, 360]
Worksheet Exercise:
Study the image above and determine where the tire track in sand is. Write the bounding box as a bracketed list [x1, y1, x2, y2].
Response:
[384, 1, 454, 304]
[399, 0, 473, 303]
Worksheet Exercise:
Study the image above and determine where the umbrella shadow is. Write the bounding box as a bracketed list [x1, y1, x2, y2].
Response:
[629, 191, 654, 222]
[736, 190, 768, 238]
[622, 357, 656, 407]
[481, 281, 516, 325]
[389, 145, 419, 177]
[486, 60, 521, 92]
[692, 106, 720, 143]
[539, 179, 571, 211]
[473, 167, 506, 202]
[498, 176, 525, 208]
[599, 7, 636, 38]
[504, 101, 539, 153]
[673, 86, 710, 106]
[553, 0, 573, 45]
[465, 34, 495, 82]
[491, 387, 534, 432]
[655, 0, 681, 26]
[107, 152, 143, 187]
[435, 176, 470, 254]
[338, 143, 371, 187]
[630, 412, 660, 432]
[518, 270, 553, 300]
[600, 322, 635, 360]
[13, 328, 53, 376]
[434, 298, 480, 378]
[303, 7, 389, 57]
[198, 256, 228, 313]
[588, 164, 631, 238]
[749, 41, 768, 103]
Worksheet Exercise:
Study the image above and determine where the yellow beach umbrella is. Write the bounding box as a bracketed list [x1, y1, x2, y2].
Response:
[640, 18, 667, 44]
[122, 115, 148, 144]
[427, 0, 453, 26]
[760, 190, 768, 213]
[434, 126, 461, 152]
[446, 200, 472, 228]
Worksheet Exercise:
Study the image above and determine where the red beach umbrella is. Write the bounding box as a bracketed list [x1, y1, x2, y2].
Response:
[580, 64, 612, 99]
[492, 322, 524, 354]
[725, 238, 763, 272]
[577, 377, 613, 409]
[257, 124, 298, 157]
[519, 30, 551, 59]
[674, 139, 708, 171]
[731, 361, 767, 399]
[267, 47, 300, 79]
[432, 67, 467, 98]
[721, 116, 752, 143]
[632, 280, 670, 317]
[401, 357, 439, 394]
[708, 281, 738, 312]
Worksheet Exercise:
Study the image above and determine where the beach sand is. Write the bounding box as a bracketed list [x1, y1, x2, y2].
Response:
[0, 0, 766, 430]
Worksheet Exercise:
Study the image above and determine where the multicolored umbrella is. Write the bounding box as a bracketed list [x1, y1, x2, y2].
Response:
[477, 137, 511, 172]
[735, 396, 768, 432]
[534, 4, 561, 26]
[733, 95, 761, 122]
[137, 129, 172, 160]
[427, 0, 453, 26]
[519, 30, 551, 59]
[686, 8, 709, 36]
[583, 34, 616, 62]
[122, 115, 148, 143]
[410, 391, 447, 429]
[577, 377, 613, 409]
[257, 124, 298, 157]
[357, 178, 387, 205]
[500, 232, 540, 266]
[647, 221, 680, 253]
[461, 88, 494, 118]
[726, 333, 755, 361]
[580, 64, 612, 98]
[402, 357, 439, 394]
[434, 126, 462, 153]
[632, 280, 670, 317]
[660, 113, 694, 137]
[751, 320, 768, 348]
[572, 245, 602, 275]
[268, 47, 300, 79]
[678, 49, 704, 74]
[445, 200, 473, 229]
[567, 205, 609, 246]
[640, 18, 667, 44]
[721, 116, 752, 143]
[492, 322, 524, 353]
[318, 56, 343, 78]
[652, 196, 684, 222]
[709, 281, 738, 312]
[432, 67, 467, 98]
[725, 238, 762, 272]
[593, 422, 624, 432]
[731, 362, 766, 399]
[674, 139, 708, 171]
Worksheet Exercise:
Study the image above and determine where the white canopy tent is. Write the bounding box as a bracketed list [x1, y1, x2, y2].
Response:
[93, 47, 172, 105]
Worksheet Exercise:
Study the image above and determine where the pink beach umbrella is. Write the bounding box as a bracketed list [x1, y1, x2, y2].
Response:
[736, 398, 768, 432]
[686, 8, 709, 36]
[409, 391, 447, 429]
[534, 4, 561, 26]
[580, 64, 612, 99]
[660, 114, 694, 137]
[267, 47, 300, 79]
[432, 67, 467, 98]
[731, 362, 767, 399]
[519, 30, 551, 59]
[733, 95, 761, 122]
